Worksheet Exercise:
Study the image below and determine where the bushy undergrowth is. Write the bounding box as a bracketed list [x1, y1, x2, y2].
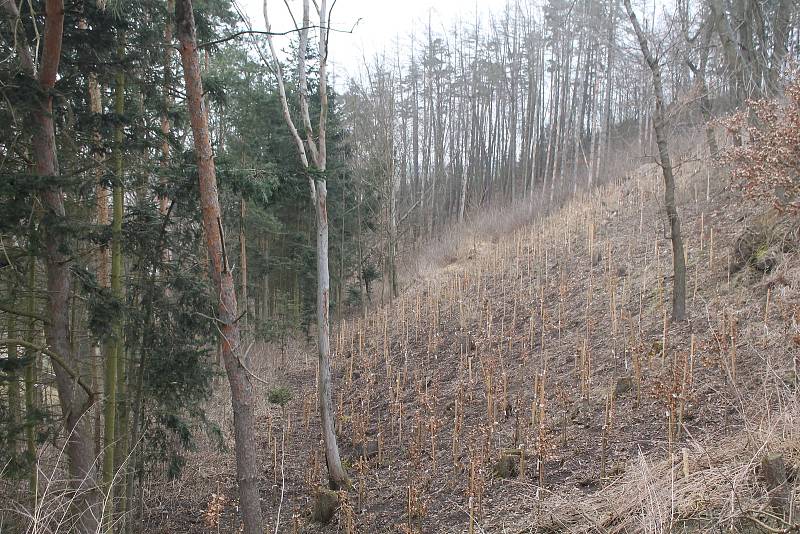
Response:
[720, 74, 800, 211]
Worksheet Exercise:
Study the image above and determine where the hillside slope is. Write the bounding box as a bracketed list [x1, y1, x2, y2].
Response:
[146, 154, 799, 533]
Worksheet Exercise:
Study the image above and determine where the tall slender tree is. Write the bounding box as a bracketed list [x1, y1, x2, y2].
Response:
[0, 1, 101, 531]
[624, 0, 687, 321]
[175, 1, 265, 532]
[263, 0, 349, 489]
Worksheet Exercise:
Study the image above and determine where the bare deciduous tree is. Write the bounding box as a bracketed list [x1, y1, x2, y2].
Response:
[263, 0, 349, 490]
[624, 0, 687, 322]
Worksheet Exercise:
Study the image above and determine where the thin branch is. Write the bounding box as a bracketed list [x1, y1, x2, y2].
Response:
[281, 0, 299, 30]
[263, 0, 312, 172]
[0, 338, 95, 401]
[0, 0, 37, 77]
[217, 216, 228, 273]
[232, 0, 274, 72]
[298, 0, 321, 168]
[234, 342, 271, 386]
[0, 301, 49, 324]
[325, 0, 340, 59]
[196, 22, 359, 49]
[744, 513, 798, 533]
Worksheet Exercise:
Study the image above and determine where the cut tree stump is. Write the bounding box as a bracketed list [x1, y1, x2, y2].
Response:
[760, 453, 790, 517]
[312, 487, 339, 524]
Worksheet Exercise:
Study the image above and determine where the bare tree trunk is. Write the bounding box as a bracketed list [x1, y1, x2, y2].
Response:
[356, 192, 368, 317]
[6, 286, 19, 449]
[601, 0, 617, 179]
[709, 0, 748, 123]
[314, 179, 349, 488]
[24, 259, 38, 505]
[624, 0, 687, 322]
[103, 34, 125, 530]
[175, 2, 264, 532]
[314, 0, 349, 489]
[263, 0, 349, 489]
[411, 45, 421, 234]
[240, 196, 248, 332]
[79, 14, 108, 462]
[767, 0, 794, 95]
[687, 13, 718, 157]
[389, 158, 400, 298]
[160, 0, 175, 216]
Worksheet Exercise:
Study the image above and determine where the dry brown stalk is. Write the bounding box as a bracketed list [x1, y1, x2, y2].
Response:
[600, 389, 614, 479]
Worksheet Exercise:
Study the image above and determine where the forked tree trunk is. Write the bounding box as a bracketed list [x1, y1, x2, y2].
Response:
[767, 0, 793, 96]
[175, 2, 264, 533]
[709, 0, 747, 143]
[687, 13, 718, 158]
[624, 0, 687, 322]
[263, 0, 349, 489]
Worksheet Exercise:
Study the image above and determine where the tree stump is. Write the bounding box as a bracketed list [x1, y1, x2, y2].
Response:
[311, 487, 339, 524]
[760, 453, 790, 517]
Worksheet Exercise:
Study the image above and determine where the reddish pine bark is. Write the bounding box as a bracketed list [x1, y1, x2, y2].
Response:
[175, 2, 264, 533]
[0, 0, 101, 530]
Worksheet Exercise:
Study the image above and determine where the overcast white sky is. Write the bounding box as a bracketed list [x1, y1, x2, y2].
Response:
[236, 0, 674, 85]
[238, 0, 498, 83]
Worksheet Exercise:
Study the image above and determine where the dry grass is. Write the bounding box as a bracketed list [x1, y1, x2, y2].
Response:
[0, 414, 130, 534]
[35, 127, 798, 534]
[397, 145, 644, 293]
[533, 370, 799, 533]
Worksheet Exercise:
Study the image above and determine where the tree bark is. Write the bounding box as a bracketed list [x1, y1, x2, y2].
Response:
[767, 0, 793, 95]
[601, 0, 617, 179]
[263, 0, 349, 489]
[88, 46, 108, 463]
[24, 258, 38, 505]
[709, 0, 747, 115]
[240, 196, 248, 332]
[6, 285, 20, 450]
[624, 0, 687, 322]
[0, 1, 101, 530]
[687, 13, 718, 157]
[175, 2, 264, 532]
[102, 34, 126, 531]
[315, 0, 348, 488]
[160, 0, 175, 216]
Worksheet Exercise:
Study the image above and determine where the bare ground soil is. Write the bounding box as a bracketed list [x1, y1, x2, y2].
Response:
[143, 156, 800, 533]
